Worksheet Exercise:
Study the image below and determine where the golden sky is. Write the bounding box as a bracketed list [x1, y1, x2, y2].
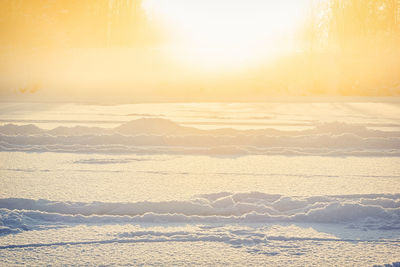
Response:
[0, 0, 399, 102]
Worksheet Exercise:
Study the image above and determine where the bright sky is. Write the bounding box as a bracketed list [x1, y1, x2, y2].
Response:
[144, 0, 310, 71]
[1, 0, 399, 101]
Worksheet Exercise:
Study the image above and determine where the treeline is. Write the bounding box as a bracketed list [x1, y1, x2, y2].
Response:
[298, 0, 400, 95]
[0, 0, 146, 48]
[1, 0, 399, 49]
[307, 0, 400, 50]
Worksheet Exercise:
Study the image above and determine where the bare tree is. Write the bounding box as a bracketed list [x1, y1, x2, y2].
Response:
[0, 0, 147, 48]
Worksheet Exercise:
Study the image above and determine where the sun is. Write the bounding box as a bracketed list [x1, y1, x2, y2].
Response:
[144, 0, 310, 71]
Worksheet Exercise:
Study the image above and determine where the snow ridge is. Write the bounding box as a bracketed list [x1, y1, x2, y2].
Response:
[1, 119, 399, 156]
[1, 192, 399, 234]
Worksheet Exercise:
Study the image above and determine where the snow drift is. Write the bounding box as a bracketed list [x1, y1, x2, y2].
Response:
[0, 119, 399, 156]
[1, 192, 399, 235]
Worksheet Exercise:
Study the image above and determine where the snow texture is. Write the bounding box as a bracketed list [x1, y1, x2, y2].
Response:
[1, 119, 400, 156]
[1, 192, 399, 235]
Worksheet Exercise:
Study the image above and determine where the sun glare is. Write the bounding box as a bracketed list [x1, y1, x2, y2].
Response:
[144, 0, 310, 71]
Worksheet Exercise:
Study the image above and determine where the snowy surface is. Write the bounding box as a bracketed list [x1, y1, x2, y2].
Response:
[1, 117, 400, 157]
[1, 224, 399, 266]
[1, 153, 399, 202]
[0, 101, 399, 266]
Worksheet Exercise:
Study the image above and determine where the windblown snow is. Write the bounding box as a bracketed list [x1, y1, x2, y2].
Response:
[1, 102, 400, 266]
[1, 192, 399, 235]
[1, 118, 400, 156]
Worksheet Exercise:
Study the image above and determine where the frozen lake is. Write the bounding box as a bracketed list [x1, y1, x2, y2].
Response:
[1, 100, 399, 266]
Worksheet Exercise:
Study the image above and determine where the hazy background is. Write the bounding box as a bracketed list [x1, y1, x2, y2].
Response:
[1, 0, 400, 102]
